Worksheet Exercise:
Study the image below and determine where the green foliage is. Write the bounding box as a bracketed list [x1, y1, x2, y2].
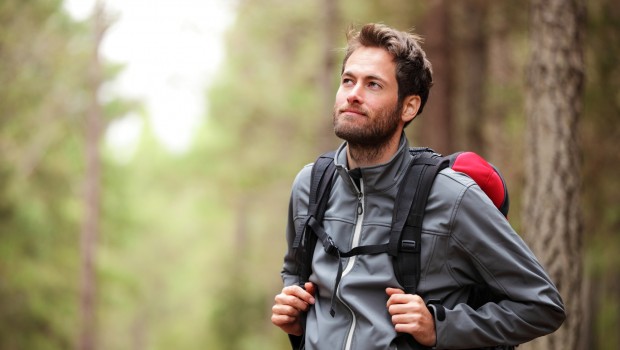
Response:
[0, 1, 133, 348]
[0, 1, 87, 348]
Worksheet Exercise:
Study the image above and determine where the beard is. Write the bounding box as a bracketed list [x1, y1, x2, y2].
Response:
[333, 101, 403, 149]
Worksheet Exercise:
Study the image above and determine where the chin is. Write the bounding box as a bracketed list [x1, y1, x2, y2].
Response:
[335, 126, 366, 142]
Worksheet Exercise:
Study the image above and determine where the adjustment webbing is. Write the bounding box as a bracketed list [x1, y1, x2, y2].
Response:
[307, 217, 389, 258]
[307, 216, 389, 317]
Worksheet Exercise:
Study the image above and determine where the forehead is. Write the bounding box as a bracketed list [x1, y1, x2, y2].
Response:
[343, 46, 396, 82]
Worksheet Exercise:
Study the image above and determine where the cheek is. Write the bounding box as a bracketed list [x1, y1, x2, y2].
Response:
[333, 90, 347, 109]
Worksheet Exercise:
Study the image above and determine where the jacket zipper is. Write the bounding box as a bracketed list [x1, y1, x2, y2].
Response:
[339, 180, 364, 350]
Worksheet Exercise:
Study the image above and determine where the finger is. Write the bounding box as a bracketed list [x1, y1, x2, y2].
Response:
[386, 288, 405, 308]
[387, 293, 424, 309]
[387, 291, 423, 303]
[275, 293, 312, 312]
[304, 282, 317, 297]
[391, 312, 421, 325]
[388, 300, 423, 316]
[392, 309, 436, 347]
[394, 323, 416, 335]
[272, 303, 302, 318]
[388, 302, 408, 316]
[386, 293, 412, 308]
[283, 285, 316, 305]
[386, 287, 405, 296]
[271, 313, 297, 327]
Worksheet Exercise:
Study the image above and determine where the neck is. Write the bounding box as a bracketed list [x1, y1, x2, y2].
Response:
[346, 132, 402, 169]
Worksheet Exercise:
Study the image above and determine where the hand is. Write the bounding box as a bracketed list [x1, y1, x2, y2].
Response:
[386, 287, 436, 347]
[271, 282, 316, 336]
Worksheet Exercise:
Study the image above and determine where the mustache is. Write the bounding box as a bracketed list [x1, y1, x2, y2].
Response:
[335, 104, 369, 116]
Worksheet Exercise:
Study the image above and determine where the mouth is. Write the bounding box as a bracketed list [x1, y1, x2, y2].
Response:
[339, 108, 367, 117]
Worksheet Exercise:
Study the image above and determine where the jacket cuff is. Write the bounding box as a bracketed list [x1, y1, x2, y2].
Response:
[427, 302, 446, 349]
[428, 303, 446, 321]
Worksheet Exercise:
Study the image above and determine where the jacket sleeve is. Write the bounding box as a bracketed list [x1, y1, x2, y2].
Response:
[433, 182, 566, 348]
[280, 164, 313, 288]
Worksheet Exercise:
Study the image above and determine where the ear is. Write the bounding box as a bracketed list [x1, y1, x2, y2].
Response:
[401, 95, 421, 124]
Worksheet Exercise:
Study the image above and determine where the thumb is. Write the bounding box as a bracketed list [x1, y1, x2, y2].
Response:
[304, 282, 316, 296]
[386, 287, 405, 296]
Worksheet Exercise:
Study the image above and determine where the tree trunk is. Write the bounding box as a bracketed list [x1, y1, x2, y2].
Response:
[522, 0, 585, 349]
[317, 0, 340, 152]
[485, 1, 520, 178]
[452, 0, 488, 153]
[415, 0, 453, 154]
[78, 2, 107, 350]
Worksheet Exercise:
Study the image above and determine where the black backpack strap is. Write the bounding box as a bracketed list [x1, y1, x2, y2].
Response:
[288, 334, 304, 350]
[391, 151, 449, 294]
[289, 152, 336, 350]
[292, 151, 337, 286]
[389, 150, 448, 350]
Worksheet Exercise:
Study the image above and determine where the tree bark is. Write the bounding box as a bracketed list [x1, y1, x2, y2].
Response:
[78, 2, 107, 350]
[415, 0, 453, 154]
[453, 0, 488, 153]
[317, 0, 340, 152]
[522, 0, 585, 349]
[485, 1, 520, 175]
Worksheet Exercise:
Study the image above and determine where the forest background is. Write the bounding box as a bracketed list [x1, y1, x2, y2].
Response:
[0, 0, 618, 349]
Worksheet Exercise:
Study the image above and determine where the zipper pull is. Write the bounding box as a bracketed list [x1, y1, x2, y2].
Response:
[357, 192, 363, 215]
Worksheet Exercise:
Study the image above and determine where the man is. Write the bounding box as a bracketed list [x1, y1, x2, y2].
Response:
[271, 23, 565, 349]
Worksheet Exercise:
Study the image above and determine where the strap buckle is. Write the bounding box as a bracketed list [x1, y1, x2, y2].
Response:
[401, 239, 417, 252]
[323, 236, 340, 256]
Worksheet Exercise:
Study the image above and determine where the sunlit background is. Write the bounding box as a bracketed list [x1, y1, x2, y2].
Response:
[0, 0, 618, 349]
[65, 0, 234, 155]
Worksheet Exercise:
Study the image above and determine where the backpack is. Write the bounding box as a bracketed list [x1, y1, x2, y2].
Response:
[291, 147, 513, 350]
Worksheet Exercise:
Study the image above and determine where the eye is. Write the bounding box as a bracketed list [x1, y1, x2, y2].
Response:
[342, 77, 354, 86]
[368, 81, 382, 90]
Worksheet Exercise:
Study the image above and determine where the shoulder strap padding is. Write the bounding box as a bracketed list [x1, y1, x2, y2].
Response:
[293, 151, 337, 285]
[393, 151, 449, 294]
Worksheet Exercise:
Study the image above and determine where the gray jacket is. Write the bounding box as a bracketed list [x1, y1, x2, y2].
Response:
[281, 136, 565, 349]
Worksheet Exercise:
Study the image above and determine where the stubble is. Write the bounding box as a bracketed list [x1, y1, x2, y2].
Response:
[333, 102, 403, 165]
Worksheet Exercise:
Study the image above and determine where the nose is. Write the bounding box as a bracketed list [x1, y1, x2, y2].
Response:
[346, 83, 363, 105]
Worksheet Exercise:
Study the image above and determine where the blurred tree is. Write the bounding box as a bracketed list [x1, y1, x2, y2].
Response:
[415, 0, 454, 154]
[0, 1, 90, 348]
[203, 0, 329, 346]
[78, 1, 109, 350]
[316, 0, 341, 151]
[483, 1, 528, 217]
[523, 0, 586, 349]
[0, 0, 133, 348]
[580, 0, 620, 348]
[452, 0, 488, 153]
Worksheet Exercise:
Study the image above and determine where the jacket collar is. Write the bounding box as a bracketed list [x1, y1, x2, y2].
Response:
[333, 133, 413, 194]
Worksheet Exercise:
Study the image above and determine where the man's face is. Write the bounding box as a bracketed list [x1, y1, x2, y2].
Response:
[333, 46, 402, 146]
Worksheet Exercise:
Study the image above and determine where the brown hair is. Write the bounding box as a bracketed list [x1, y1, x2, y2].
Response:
[342, 23, 433, 121]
